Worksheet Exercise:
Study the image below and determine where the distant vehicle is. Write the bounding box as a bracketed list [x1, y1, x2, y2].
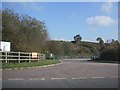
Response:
[91, 55, 99, 60]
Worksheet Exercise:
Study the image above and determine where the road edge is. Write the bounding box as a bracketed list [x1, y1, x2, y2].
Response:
[1, 62, 62, 71]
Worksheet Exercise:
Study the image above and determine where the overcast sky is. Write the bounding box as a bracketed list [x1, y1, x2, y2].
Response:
[2, 1, 118, 42]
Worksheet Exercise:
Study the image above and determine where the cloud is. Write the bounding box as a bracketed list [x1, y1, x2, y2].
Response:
[86, 16, 115, 27]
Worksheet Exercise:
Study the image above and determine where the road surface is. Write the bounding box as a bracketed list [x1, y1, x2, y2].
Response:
[2, 59, 119, 88]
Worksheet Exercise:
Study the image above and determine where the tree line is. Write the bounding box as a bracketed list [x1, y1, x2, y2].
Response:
[2, 9, 120, 61]
[2, 9, 48, 52]
[96, 38, 119, 61]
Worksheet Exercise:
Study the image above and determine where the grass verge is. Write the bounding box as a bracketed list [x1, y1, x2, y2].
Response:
[88, 60, 119, 64]
[2, 60, 61, 69]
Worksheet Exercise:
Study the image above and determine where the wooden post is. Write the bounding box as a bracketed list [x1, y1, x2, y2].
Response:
[29, 52, 31, 63]
[43, 54, 45, 60]
[38, 53, 40, 62]
[18, 51, 20, 63]
[5, 51, 7, 63]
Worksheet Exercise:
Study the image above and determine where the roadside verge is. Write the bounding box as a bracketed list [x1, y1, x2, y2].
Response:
[1, 60, 62, 70]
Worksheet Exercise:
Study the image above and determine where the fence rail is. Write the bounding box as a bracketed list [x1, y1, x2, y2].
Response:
[0, 51, 45, 63]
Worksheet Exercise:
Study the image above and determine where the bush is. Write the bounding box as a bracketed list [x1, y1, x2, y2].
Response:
[100, 48, 118, 61]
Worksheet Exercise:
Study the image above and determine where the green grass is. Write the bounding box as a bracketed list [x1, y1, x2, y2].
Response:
[2, 60, 60, 69]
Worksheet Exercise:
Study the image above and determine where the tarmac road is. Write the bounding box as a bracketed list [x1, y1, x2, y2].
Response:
[2, 59, 119, 88]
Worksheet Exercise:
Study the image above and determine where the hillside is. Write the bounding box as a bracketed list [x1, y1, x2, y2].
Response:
[2, 9, 120, 61]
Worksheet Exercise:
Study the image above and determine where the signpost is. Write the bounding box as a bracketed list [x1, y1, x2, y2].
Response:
[0, 41, 11, 51]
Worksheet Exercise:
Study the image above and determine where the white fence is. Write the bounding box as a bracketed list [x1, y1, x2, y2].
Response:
[0, 51, 45, 63]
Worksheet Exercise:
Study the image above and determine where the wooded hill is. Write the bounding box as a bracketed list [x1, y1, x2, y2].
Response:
[2, 9, 120, 61]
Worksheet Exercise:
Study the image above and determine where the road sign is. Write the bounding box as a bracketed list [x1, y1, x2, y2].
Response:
[32, 52, 38, 58]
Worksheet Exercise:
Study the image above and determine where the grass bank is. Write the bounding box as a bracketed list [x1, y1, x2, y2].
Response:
[2, 60, 61, 69]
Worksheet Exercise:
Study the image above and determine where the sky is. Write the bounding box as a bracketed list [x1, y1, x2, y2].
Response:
[2, 1, 118, 42]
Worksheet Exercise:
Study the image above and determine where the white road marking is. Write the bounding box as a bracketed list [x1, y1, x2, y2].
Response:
[72, 77, 87, 80]
[91, 77, 105, 79]
[29, 78, 45, 80]
[42, 66, 48, 68]
[5, 69, 12, 70]
[5, 76, 118, 81]
[47, 65, 53, 67]
[14, 68, 18, 70]
[8, 78, 24, 80]
[51, 78, 66, 80]
[40, 78, 45, 80]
